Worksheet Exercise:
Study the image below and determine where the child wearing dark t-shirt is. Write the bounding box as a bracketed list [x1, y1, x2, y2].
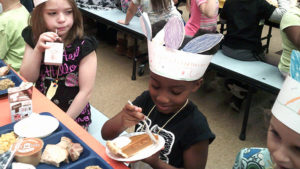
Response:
[102, 15, 222, 169]
[220, 0, 290, 61]
[219, 0, 290, 111]
[20, 0, 98, 129]
[102, 74, 215, 169]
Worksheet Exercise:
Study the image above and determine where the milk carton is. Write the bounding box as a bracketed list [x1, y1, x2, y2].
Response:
[8, 82, 33, 122]
[44, 42, 64, 65]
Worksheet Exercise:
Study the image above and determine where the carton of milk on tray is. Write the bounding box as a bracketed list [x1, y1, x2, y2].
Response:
[44, 42, 64, 65]
[8, 82, 33, 122]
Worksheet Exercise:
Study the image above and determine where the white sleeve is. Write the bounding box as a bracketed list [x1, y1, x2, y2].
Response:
[268, 0, 290, 23]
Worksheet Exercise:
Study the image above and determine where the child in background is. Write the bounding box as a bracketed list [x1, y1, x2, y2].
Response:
[20, 0, 98, 129]
[116, 0, 181, 58]
[278, 1, 300, 77]
[118, 0, 181, 25]
[102, 16, 218, 169]
[183, 0, 219, 94]
[233, 53, 300, 169]
[115, 0, 142, 58]
[219, 0, 290, 112]
[220, 0, 290, 61]
[184, 0, 219, 37]
[20, 0, 34, 12]
[0, 0, 30, 72]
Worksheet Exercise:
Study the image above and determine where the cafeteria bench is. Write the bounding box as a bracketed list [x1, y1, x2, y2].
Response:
[210, 50, 284, 140]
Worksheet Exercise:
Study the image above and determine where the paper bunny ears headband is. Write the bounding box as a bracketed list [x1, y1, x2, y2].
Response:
[139, 13, 223, 81]
[272, 50, 300, 134]
[34, 0, 47, 7]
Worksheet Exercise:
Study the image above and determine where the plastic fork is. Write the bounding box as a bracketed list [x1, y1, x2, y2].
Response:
[127, 100, 158, 144]
[3, 137, 24, 169]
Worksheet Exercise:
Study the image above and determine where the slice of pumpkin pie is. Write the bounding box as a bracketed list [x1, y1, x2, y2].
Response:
[107, 133, 158, 158]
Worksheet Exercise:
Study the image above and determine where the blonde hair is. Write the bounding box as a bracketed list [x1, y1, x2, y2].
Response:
[30, 0, 83, 46]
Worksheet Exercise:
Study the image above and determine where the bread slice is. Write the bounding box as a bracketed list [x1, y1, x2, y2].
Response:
[107, 133, 158, 158]
[0, 65, 10, 76]
[40, 144, 68, 167]
[56, 136, 83, 161]
[56, 136, 72, 149]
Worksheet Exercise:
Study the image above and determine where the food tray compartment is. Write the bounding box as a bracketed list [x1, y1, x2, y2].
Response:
[0, 128, 14, 135]
[0, 59, 6, 67]
[42, 131, 91, 161]
[0, 75, 23, 96]
[67, 157, 114, 169]
[0, 112, 113, 169]
[0, 59, 13, 76]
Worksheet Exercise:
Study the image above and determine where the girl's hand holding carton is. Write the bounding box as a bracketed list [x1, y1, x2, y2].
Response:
[35, 31, 61, 53]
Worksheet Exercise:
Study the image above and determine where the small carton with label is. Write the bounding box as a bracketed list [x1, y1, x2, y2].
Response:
[44, 42, 64, 65]
[8, 82, 33, 122]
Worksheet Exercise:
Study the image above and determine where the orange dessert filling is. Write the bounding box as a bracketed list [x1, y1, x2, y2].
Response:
[14, 138, 44, 166]
[107, 133, 158, 158]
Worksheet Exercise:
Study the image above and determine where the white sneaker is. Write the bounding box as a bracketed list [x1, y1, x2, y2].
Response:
[227, 84, 248, 99]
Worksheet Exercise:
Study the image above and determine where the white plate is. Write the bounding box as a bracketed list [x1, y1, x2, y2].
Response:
[14, 113, 59, 138]
[106, 132, 165, 162]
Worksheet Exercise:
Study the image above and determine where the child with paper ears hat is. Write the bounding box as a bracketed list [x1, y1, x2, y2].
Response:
[102, 14, 223, 169]
[20, 0, 98, 129]
[233, 51, 300, 169]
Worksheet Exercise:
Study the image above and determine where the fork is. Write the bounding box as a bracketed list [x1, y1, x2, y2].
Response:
[3, 137, 24, 169]
[142, 116, 158, 144]
[127, 100, 158, 144]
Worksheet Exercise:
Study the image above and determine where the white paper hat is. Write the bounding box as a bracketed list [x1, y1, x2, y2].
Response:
[272, 50, 300, 134]
[34, 0, 47, 7]
[139, 13, 223, 81]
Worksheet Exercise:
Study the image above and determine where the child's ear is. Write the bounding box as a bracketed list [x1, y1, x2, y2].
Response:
[191, 78, 203, 92]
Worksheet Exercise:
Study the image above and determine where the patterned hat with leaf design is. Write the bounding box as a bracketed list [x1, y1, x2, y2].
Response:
[139, 13, 223, 81]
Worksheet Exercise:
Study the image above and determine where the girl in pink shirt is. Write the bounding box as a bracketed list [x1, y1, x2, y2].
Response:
[185, 0, 219, 36]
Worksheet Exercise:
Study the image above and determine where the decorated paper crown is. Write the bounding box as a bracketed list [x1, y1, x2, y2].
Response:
[272, 50, 300, 134]
[34, 0, 47, 7]
[139, 13, 223, 81]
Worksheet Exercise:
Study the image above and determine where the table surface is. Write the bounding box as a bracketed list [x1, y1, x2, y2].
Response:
[0, 83, 128, 169]
[211, 50, 284, 94]
[79, 7, 145, 40]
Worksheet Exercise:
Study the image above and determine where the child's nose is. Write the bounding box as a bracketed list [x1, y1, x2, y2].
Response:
[156, 94, 169, 104]
[57, 13, 66, 22]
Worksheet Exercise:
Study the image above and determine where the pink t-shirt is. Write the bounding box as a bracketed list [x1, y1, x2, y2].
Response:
[184, 0, 219, 36]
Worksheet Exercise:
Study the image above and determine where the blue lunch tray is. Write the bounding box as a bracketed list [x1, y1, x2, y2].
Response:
[0, 59, 23, 97]
[0, 112, 113, 169]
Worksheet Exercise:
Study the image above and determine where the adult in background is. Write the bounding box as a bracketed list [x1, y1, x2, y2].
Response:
[0, 0, 30, 72]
